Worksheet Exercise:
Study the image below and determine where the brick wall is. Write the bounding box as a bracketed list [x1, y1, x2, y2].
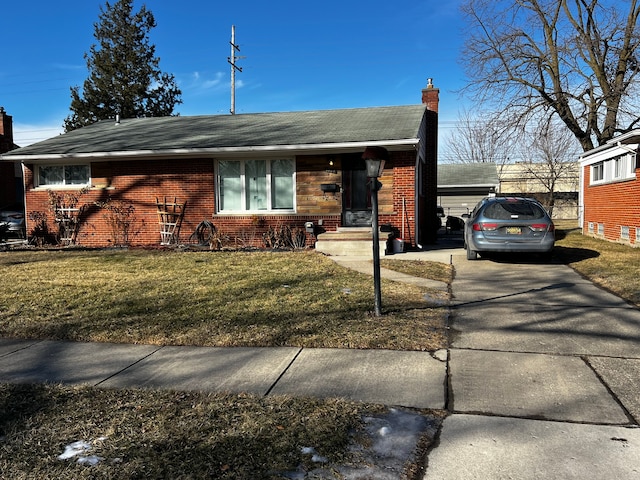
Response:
[582, 165, 640, 246]
[212, 151, 417, 248]
[23, 151, 418, 248]
[24, 158, 216, 247]
[385, 151, 416, 243]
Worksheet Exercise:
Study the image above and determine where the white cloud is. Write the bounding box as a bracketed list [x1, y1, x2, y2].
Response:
[182, 71, 229, 95]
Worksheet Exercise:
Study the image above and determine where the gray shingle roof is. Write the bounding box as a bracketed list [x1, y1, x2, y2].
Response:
[3, 105, 426, 160]
[437, 163, 499, 187]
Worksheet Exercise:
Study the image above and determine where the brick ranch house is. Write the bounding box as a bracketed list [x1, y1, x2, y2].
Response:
[579, 129, 640, 246]
[1, 82, 439, 252]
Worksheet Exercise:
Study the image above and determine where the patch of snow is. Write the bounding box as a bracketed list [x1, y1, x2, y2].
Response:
[77, 455, 104, 466]
[57, 437, 108, 466]
[300, 446, 328, 463]
[57, 440, 91, 460]
[281, 408, 442, 479]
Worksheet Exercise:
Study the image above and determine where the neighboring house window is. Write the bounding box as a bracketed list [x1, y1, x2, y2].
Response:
[590, 154, 635, 185]
[217, 159, 295, 212]
[37, 165, 90, 187]
[597, 223, 604, 236]
[588, 222, 594, 234]
[636, 227, 640, 244]
[621, 226, 630, 241]
[614, 157, 624, 179]
[591, 162, 604, 183]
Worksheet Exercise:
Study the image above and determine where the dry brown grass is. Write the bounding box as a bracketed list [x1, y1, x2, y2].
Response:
[0, 249, 449, 351]
[381, 258, 454, 284]
[554, 220, 640, 307]
[0, 250, 451, 478]
[0, 383, 444, 479]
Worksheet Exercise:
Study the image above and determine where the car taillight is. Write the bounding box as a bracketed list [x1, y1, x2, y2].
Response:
[473, 222, 498, 231]
[530, 223, 552, 232]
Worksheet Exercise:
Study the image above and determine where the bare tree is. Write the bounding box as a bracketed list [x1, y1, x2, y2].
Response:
[461, 0, 640, 152]
[511, 121, 581, 214]
[440, 109, 514, 164]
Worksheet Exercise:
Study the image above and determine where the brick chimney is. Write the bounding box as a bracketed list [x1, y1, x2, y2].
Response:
[0, 106, 16, 153]
[421, 78, 439, 113]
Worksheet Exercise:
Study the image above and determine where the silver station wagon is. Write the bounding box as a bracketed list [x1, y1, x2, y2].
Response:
[463, 196, 555, 260]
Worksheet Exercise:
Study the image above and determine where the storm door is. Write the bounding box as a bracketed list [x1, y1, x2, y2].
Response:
[342, 156, 372, 226]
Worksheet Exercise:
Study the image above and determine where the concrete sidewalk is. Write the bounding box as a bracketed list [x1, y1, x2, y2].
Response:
[0, 339, 447, 410]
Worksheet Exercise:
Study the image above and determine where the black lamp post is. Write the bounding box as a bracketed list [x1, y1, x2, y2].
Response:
[362, 146, 388, 317]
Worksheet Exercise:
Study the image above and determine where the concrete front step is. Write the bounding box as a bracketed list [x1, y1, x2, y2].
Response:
[315, 228, 395, 257]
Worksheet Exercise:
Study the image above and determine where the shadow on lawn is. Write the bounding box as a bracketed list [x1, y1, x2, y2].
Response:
[552, 245, 600, 264]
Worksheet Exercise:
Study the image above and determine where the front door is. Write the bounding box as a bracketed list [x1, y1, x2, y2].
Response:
[343, 157, 372, 227]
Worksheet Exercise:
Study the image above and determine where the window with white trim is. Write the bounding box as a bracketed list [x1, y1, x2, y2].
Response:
[217, 158, 295, 212]
[591, 162, 604, 183]
[590, 153, 636, 185]
[621, 226, 630, 240]
[614, 157, 624, 179]
[37, 165, 90, 187]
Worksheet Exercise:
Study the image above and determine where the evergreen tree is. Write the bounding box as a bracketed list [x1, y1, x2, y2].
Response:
[64, 0, 182, 131]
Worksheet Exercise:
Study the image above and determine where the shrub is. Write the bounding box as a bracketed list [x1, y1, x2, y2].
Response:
[95, 198, 137, 246]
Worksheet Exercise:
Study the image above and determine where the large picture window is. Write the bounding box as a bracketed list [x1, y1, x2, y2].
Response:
[37, 165, 90, 187]
[217, 158, 295, 212]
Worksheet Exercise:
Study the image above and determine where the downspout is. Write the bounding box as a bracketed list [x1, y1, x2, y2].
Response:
[415, 154, 423, 250]
[578, 155, 585, 234]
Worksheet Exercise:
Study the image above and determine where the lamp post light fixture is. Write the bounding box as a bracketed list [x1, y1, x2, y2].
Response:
[362, 146, 389, 317]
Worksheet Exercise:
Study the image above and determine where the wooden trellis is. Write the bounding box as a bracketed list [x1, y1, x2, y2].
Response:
[156, 197, 186, 245]
[56, 207, 81, 246]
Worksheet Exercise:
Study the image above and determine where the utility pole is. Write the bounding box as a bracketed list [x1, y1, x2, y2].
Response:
[228, 25, 243, 115]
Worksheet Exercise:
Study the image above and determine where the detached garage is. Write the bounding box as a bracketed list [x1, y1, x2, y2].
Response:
[437, 163, 499, 218]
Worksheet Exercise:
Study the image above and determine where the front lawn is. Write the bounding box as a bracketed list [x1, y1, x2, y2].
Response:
[0, 249, 450, 351]
[0, 250, 450, 478]
[554, 221, 640, 307]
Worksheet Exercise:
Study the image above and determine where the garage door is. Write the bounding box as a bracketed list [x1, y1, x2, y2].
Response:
[438, 194, 486, 218]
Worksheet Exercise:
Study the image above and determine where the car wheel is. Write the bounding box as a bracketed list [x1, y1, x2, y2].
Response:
[466, 245, 478, 260]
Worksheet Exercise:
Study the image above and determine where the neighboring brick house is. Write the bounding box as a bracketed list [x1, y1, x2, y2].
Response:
[1, 82, 439, 250]
[0, 107, 21, 206]
[579, 130, 640, 246]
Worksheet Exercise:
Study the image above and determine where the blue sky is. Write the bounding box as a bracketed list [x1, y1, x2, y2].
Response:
[2, 0, 467, 146]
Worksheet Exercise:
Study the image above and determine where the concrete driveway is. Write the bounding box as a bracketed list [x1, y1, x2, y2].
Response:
[425, 250, 640, 479]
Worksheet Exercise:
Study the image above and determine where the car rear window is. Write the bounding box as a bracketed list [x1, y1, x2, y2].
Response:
[483, 201, 546, 220]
